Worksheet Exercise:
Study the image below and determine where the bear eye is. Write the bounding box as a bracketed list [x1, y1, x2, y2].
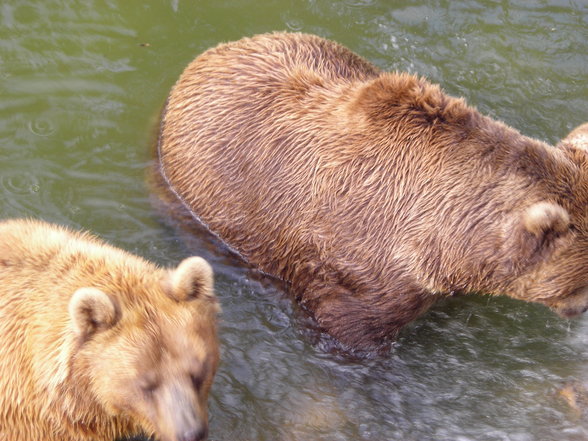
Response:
[190, 372, 204, 390]
[139, 375, 159, 396]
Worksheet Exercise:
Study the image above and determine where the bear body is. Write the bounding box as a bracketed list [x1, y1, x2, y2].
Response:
[0, 219, 219, 441]
[157, 32, 588, 351]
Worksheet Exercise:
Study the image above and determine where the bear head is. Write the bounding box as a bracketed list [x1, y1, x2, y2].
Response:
[68, 256, 220, 441]
[498, 123, 588, 318]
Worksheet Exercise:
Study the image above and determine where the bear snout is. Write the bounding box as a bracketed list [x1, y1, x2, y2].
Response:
[151, 380, 210, 441]
[178, 425, 208, 441]
[555, 305, 588, 319]
[552, 285, 588, 318]
[555, 304, 588, 319]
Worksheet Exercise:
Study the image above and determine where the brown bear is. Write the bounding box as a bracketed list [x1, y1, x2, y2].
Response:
[0, 219, 220, 441]
[156, 32, 588, 352]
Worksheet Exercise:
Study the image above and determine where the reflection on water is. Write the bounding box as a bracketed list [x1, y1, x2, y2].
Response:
[1, 1, 587, 440]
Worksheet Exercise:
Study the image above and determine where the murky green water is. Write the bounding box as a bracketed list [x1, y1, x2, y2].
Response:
[1, 1, 587, 440]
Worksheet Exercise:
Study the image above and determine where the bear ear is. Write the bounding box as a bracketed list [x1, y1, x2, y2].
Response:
[69, 287, 119, 339]
[558, 122, 588, 152]
[513, 201, 570, 261]
[523, 201, 570, 238]
[505, 202, 570, 267]
[168, 256, 216, 303]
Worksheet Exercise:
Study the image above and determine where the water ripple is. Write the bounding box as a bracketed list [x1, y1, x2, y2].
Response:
[27, 117, 56, 137]
[0, 170, 40, 196]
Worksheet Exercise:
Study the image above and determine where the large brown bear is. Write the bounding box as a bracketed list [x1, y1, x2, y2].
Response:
[157, 32, 588, 352]
[0, 219, 220, 441]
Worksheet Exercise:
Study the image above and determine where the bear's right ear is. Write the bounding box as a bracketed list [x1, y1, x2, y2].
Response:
[167, 256, 216, 303]
[69, 287, 119, 339]
[557, 122, 588, 153]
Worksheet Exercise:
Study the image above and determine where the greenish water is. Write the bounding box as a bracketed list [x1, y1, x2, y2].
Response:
[1, 1, 588, 440]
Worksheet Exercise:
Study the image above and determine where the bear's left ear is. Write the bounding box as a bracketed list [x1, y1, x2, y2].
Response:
[523, 201, 570, 238]
[69, 287, 119, 339]
[167, 256, 216, 303]
[513, 201, 570, 260]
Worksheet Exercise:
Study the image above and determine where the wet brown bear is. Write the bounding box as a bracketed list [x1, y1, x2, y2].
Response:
[157, 32, 588, 352]
[0, 219, 220, 441]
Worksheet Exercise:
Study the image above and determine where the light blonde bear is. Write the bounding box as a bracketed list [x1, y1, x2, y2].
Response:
[0, 219, 220, 441]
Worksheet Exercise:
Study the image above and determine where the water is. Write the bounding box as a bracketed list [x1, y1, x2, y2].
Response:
[1, 1, 587, 440]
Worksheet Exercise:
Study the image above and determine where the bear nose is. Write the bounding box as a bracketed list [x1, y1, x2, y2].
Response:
[179, 425, 208, 441]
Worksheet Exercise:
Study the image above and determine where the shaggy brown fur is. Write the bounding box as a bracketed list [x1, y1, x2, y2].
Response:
[157, 32, 588, 351]
[0, 219, 220, 441]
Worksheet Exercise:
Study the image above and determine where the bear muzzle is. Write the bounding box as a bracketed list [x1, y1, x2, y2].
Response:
[152, 381, 209, 441]
[178, 426, 208, 441]
[551, 285, 588, 318]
